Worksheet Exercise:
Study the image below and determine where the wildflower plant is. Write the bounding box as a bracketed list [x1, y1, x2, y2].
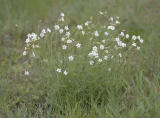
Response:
[23, 11, 144, 78]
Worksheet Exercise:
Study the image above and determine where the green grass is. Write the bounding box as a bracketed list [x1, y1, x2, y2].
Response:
[0, 0, 160, 117]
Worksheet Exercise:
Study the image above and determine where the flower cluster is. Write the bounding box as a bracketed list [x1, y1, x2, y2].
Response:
[23, 11, 144, 77]
[23, 28, 51, 75]
[56, 68, 68, 76]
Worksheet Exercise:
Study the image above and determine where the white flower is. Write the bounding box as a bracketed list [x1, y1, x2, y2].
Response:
[92, 46, 98, 51]
[27, 33, 37, 41]
[60, 12, 65, 17]
[119, 53, 122, 58]
[76, 43, 81, 48]
[139, 39, 143, 43]
[56, 68, 61, 73]
[115, 38, 120, 42]
[94, 31, 99, 37]
[66, 32, 70, 37]
[108, 25, 115, 30]
[64, 26, 69, 30]
[98, 58, 102, 62]
[126, 34, 129, 39]
[104, 32, 108, 36]
[59, 29, 64, 34]
[61, 37, 65, 41]
[82, 31, 85, 35]
[85, 21, 89, 26]
[62, 45, 67, 50]
[117, 41, 126, 48]
[42, 29, 46, 34]
[68, 56, 74, 61]
[67, 39, 72, 44]
[31, 33, 37, 41]
[27, 34, 31, 38]
[99, 11, 104, 15]
[132, 35, 137, 40]
[100, 44, 104, 50]
[120, 32, 124, 37]
[104, 56, 108, 60]
[121, 43, 126, 48]
[64, 70, 68, 75]
[137, 36, 141, 40]
[132, 43, 136, 47]
[25, 38, 30, 43]
[89, 60, 94, 65]
[77, 25, 83, 30]
[23, 51, 27, 56]
[117, 41, 122, 46]
[24, 70, 29, 76]
[47, 28, 51, 33]
[102, 40, 106, 43]
[116, 20, 120, 24]
[40, 33, 45, 38]
[88, 49, 99, 59]
[137, 46, 140, 50]
[54, 25, 60, 30]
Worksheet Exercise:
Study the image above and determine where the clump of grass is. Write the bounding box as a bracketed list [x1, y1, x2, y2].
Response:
[13, 11, 147, 117]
